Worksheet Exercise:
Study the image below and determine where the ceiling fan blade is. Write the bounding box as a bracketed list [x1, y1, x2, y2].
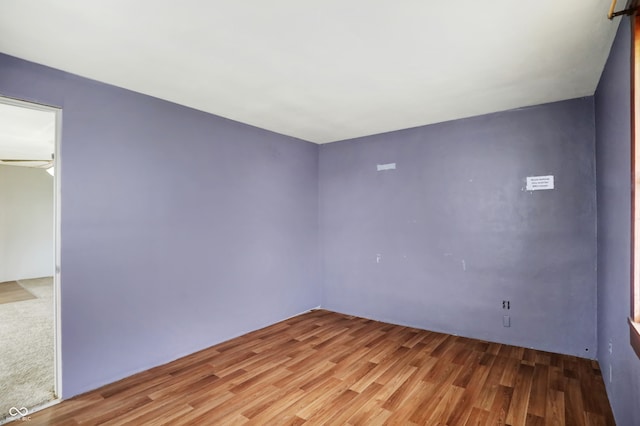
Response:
[0, 159, 53, 169]
[0, 159, 52, 162]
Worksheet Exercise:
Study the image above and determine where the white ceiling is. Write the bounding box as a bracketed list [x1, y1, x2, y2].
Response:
[0, 102, 55, 164]
[0, 1, 620, 143]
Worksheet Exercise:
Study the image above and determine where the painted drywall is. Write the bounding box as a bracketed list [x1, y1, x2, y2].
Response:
[595, 17, 640, 426]
[320, 98, 597, 357]
[0, 165, 54, 282]
[0, 53, 320, 398]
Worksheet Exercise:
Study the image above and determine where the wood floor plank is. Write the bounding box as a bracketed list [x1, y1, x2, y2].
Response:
[422, 383, 466, 425]
[0, 280, 36, 304]
[301, 387, 359, 423]
[565, 378, 587, 426]
[381, 356, 438, 411]
[506, 363, 536, 425]
[319, 382, 384, 425]
[485, 384, 514, 425]
[546, 388, 566, 426]
[13, 309, 615, 426]
[465, 406, 491, 425]
[243, 388, 306, 425]
[446, 363, 491, 425]
[529, 363, 550, 418]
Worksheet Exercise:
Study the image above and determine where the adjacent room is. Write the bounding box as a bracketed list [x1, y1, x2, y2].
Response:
[0, 102, 57, 419]
[0, 0, 638, 425]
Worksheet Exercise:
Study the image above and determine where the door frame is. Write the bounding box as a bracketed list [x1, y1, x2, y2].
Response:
[0, 95, 62, 401]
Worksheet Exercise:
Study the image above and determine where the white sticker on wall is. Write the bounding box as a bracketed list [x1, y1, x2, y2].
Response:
[377, 163, 396, 171]
[526, 175, 554, 191]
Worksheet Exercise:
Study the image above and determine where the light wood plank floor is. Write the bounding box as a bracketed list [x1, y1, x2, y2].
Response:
[0, 280, 36, 304]
[15, 310, 614, 425]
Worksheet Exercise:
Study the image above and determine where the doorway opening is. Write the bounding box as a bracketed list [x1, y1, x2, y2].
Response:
[0, 96, 61, 423]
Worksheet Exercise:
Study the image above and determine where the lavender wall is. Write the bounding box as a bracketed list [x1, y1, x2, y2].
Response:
[0, 53, 320, 398]
[595, 18, 640, 425]
[320, 98, 597, 357]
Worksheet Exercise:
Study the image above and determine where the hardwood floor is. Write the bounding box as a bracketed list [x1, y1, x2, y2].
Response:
[14, 310, 614, 425]
[0, 280, 35, 304]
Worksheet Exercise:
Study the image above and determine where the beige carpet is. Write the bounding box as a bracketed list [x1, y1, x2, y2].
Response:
[0, 277, 55, 421]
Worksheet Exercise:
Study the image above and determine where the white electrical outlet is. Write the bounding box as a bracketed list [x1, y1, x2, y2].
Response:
[503, 315, 510, 327]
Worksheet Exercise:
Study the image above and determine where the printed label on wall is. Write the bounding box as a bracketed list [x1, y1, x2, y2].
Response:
[526, 175, 554, 191]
